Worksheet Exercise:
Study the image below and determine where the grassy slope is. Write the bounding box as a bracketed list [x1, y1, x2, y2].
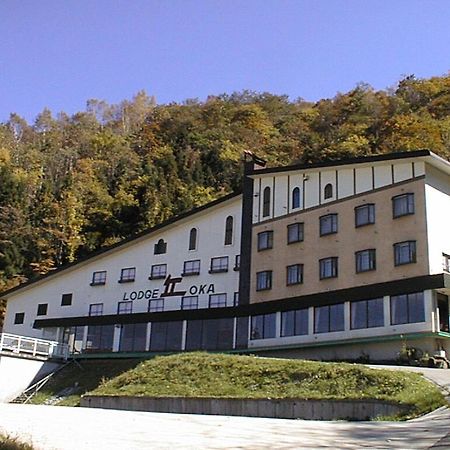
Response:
[31, 358, 143, 407]
[89, 353, 447, 419]
[0, 434, 34, 450]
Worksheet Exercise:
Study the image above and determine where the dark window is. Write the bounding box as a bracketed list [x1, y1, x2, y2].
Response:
[233, 292, 239, 306]
[292, 187, 301, 209]
[394, 241, 416, 266]
[319, 257, 338, 279]
[250, 313, 276, 339]
[91, 271, 107, 286]
[181, 295, 199, 310]
[86, 325, 114, 352]
[189, 228, 197, 251]
[183, 259, 200, 276]
[14, 312, 24, 325]
[351, 298, 384, 329]
[287, 223, 304, 244]
[185, 318, 234, 351]
[287, 264, 303, 285]
[119, 267, 136, 283]
[234, 254, 240, 271]
[119, 323, 147, 352]
[393, 193, 415, 218]
[314, 303, 345, 333]
[355, 249, 376, 273]
[355, 204, 375, 227]
[149, 321, 183, 352]
[209, 293, 227, 308]
[391, 292, 425, 325]
[262, 186, 271, 217]
[256, 270, 272, 291]
[117, 301, 132, 314]
[148, 299, 164, 312]
[257, 231, 273, 251]
[224, 216, 233, 245]
[324, 183, 333, 199]
[210, 256, 228, 273]
[320, 214, 338, 236]
[154, 238, 167, 255]
[37, 303, 48, 316]
[281, 309, 309, 337]
[150, 264, 167, 280]
[89, 303, 103, 316]
[235, 317, 249, 349]
[61, 293, 72, 306]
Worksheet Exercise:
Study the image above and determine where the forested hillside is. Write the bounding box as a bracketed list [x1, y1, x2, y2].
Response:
[1, 74, 450, 325]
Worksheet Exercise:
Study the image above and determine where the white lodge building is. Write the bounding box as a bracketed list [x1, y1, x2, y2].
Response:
[2, 150, 450, 362]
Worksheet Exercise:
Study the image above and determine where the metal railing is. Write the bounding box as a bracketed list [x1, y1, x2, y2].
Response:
[0, 333, 69, 360]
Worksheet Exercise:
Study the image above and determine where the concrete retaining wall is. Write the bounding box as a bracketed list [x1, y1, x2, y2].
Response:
[0, 354, 61, 403]
[81, 395, 409, 420]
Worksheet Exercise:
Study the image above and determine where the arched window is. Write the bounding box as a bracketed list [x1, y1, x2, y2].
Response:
[292, 187, 300, 209]
[224, 216, 233, 245]
[262, 186, 271, 217]
[324, 183, 333, 200]
[154, 238, 167, 255]
[189, 228, 197, 250]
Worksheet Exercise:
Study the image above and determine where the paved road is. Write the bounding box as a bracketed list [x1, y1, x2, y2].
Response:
[0, 366, 449, 450]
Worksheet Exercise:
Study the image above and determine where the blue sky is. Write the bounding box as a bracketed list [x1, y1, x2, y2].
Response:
[1, 0, 450, 123]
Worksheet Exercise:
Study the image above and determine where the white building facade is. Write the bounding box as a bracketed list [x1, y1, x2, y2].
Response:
[2, 150, 450, 362]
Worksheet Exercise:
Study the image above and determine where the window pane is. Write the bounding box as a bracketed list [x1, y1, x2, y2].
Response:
[329, 304, 345, 332]
[351, 301, 367, 329]
[295, 309, 309, 335]
[235, 317, 249, 349]
[263, 313, 276, 338]
[281, 310, 295, 337]
[391, 295, 408, 325]
[314, 306, 329, 333]
[186, 320, 203, 350]
[408, 292, 425, 323]
[251, 315, 264, 339]
[367, 298, 384, 328]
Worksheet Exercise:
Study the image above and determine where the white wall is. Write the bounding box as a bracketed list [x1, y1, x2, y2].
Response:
[4, 197, 242, 339]
[425, 165, 450, 274]
[0, 355, 61, 402]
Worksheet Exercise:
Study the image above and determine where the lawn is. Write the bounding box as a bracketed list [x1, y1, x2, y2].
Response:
[88, 352, 447, 419]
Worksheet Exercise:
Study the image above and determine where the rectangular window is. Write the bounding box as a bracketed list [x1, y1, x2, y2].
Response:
[149, 321, 183, 352]
[117, 301, 133, 314]
[181, 295, 199, 310]
[14, 312, 24, 325]
[37, 303, 48, 316]
[183, 260, 201, 276]
[209, 293, 227, 308]
[351, 298, 384, 329]
[209, 256, 229, 273]
[61, 293, 72, 306]
[233, 292, 239, 306]
[234, 255, 240, 271]
[148, 299, 164, 312]
[391, 292, 425, 325]
[355, 204, 375, 227]
[287, 223, 304, 244]
[319, 257, 338, 279]
[286, 264, 303, 285]
[250, 313, 276, 339]
[257, 231, 273, 251]
[314, 303, 345, 333]
[150, 264, 167, 280]
[89, 303, 103, 316]
[281, 309, 309, 337]
[355, 249, 376, 273]
[91, 271, 107, 286]
[119, 267, 136, 283]
[443, 253, 450, 272]
[256, 270, 272, 291]
[320, 214, 338, 236]
[394, 241, 416, 266]
[393, 193, 415, 218]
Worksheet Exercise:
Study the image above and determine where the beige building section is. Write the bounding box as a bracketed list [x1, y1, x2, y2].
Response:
[251, 177, 429, 304]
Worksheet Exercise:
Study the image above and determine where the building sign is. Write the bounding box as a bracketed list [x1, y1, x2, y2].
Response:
[122, 274, 215, 301]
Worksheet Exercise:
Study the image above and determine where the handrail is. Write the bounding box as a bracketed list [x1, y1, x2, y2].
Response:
[0, 332, 69, 360]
